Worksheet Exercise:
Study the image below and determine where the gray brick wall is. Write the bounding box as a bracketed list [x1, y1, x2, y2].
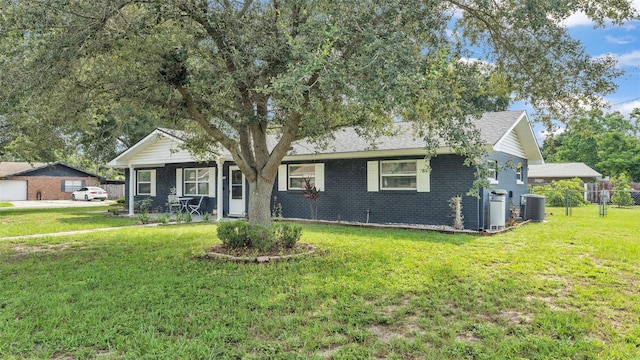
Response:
[123, 152, 529, 230]
[272, 155, 482, 229]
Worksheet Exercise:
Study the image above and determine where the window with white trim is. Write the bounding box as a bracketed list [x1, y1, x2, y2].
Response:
[380, 160, 417, 190]
[137, 170, 154, 195]
[288, 164, 316, 190]
[184, 168, 210, 195]
[516, 164, 523, 184]
[488, 160, 498, 184]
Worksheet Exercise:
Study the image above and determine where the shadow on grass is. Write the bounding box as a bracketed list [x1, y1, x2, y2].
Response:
[300, 222, 477, 246]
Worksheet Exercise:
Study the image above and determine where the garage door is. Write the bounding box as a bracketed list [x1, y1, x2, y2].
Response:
[0, 180, 27, 201]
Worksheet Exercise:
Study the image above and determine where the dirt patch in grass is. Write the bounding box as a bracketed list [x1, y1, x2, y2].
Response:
[499, 309, 533, 325]
[368, 314, 426, 345]
[10, 243, 80, 255]
[455, 332, 481, 343]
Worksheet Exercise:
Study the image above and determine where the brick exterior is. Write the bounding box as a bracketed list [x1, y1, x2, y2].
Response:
[272, 155, 482, 229]
[125, 152, 529, 230]
[5, 176, 99, 201]
[480, 152, 529, 229]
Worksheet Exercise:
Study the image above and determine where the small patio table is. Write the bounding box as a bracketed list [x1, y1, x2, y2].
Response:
[177, 197, 193, 212]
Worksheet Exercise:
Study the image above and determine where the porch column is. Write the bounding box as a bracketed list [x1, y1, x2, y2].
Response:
[128, 165, 135, 216]
[216, 159, 224, 221]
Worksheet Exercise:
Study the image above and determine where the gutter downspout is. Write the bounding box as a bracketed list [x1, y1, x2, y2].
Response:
[128, 165, 135, 217]
[216, 159, 224, 221]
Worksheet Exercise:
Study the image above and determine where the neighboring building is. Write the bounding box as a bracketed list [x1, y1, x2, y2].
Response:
[107, 110, 543, 230]
[528, 162, 603, 203]
[0, 162, 103, 201]
[528, 162, 602, 185]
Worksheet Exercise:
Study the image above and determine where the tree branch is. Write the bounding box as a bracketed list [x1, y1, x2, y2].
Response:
[175, 84, 239, 157]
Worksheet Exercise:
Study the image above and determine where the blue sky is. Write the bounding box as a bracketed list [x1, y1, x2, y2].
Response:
[512, 4, 640, 141]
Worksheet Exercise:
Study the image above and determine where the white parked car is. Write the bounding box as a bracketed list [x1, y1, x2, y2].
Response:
[72, 187, 108, 201]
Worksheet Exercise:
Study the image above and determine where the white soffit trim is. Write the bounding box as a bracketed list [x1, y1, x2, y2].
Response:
[281, 146, 492, 161]
[493, 111, 544, 163]
[108, 129, 184, 167]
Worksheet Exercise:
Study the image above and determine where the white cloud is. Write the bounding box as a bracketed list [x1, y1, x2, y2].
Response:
[611, 50, 640, 66]
[606, 35, 635, 44]
[536, 126, 565, 144]
[561, 12, 594, 27]
[458, 57, 494, 67]
[612, 99, 640, 117]
[560, 1, 640, 28]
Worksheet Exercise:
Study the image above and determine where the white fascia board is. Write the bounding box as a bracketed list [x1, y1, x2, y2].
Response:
[108, 129, 185, 167]
[493, 111, 543, 163]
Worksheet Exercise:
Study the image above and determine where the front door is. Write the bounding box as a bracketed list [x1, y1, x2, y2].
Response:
[228, 166, 245, 216]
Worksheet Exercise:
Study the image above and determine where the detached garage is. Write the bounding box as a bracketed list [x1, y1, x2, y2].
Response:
[0, 180, 27, 201]
[0, 162, 103, 201]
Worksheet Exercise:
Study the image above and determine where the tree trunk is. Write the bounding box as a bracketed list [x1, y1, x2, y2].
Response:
[247, 175, 276, 227]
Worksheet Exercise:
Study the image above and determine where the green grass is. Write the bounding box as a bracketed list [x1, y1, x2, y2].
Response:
[0, 202, 13, 207]
[0, 206, 137, 237]
[1, 206, 639, 359]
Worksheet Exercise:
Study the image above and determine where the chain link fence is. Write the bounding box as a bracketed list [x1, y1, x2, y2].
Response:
[530, 186, 639, 218]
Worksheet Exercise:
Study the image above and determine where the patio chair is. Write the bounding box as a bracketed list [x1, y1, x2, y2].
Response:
[188, 196, 204, 216]
[167, 194, 181, 213]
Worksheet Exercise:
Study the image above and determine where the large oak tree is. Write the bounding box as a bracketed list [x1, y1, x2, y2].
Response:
[1, 0, 637, 226]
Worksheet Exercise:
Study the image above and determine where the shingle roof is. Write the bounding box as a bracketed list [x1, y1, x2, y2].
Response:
[111, 110, 541, 166]
[528, 163, 602, 178]
[0, 162, 47, 177]
[289, 111, 525, 155]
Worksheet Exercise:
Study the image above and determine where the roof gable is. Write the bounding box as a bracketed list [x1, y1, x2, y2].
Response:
[0, 162, 102, 179]
[0, 162, 46, 177]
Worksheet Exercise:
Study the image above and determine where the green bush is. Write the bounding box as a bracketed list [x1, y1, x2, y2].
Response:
[273, 222, 302, 248]
[531, 178, 588, 207]
[217, 221, 303, 250]
[116, 197, 125, 204]
[217, 221, 251, 248]
[611, 191, 634, 207]
[611, 174, 634, 207]
[248, 224, 276, 252]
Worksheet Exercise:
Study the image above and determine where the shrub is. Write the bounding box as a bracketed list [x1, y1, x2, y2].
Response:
[248, 224, 277, 252]
[612, 191, 634, 207]
[217, 221, 303, 251]
[116, 197, 125, 204]
[217, 221, 251, 248]
[531, 178, 588, 207]
[137, 212, 151, 224]
[156, 213, 169, 224]
[611, 174, 634, 207]
[274, 223, 302, 248]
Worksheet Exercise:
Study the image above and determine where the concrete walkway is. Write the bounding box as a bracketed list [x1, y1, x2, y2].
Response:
[0, 200, 115, 210]
[0, 214, 221, 242]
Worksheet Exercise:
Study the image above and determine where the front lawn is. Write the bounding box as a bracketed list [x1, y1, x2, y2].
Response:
[0, 206, 137, 238]
[0, 206, 639, 359]
[0, 202, 13, 207]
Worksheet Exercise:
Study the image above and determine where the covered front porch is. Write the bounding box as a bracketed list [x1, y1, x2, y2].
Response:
[106, 128, 247, 221]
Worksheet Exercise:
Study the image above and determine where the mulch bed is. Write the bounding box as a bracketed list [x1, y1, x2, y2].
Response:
[200, 242, 317, 263]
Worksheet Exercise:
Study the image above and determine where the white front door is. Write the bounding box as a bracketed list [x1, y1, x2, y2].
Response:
[228, 166, 245, 216]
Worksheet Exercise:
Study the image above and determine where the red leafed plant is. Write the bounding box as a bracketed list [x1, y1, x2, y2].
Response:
[302, 178, 320, 220]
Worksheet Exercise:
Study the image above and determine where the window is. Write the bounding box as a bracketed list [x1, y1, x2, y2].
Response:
[184, 168, 210, 195]
[380, 160, 417, 190]
[516, 164, 523, 184]
[288, 164, 316, 190]
[137, 170, 155, 195]
[488, 160, 498, 184]
[63, 180, 83, 192]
